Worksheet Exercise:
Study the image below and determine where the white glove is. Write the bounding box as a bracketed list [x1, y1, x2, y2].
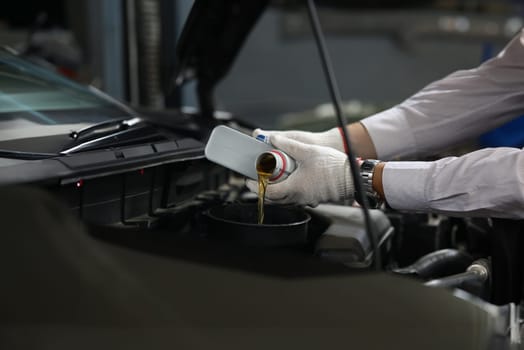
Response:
[246, 134, 354, 207]
[253, 127, 346, 153]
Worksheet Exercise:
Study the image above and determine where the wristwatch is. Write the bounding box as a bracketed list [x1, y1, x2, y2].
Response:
[355, 159, 384, 209]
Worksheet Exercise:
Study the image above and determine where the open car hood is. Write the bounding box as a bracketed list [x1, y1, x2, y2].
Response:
[173, 0, 431, 122]
[174, 0, 269, 119]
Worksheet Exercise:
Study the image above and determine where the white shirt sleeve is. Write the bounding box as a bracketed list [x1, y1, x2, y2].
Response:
[358, 30, 524, 218]
[361, 29, 524, 161]
[382, 147, 524, 219]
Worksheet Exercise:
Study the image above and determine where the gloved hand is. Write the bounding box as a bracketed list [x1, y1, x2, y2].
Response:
[246, 134, 354, 207]
[253, 127, 346, 153]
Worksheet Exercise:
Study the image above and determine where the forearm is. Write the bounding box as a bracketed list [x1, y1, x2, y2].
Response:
[371, 147, 524, 219]
[344, 122, 378, 159]
[359, 30, 524, 160]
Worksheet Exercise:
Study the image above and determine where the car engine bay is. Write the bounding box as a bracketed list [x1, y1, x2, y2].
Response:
[1, 1, 523, 348]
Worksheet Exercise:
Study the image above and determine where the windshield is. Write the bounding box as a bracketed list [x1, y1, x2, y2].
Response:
[0, 48, 134, 142]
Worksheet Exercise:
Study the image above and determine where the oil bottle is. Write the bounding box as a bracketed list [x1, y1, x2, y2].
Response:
[205, 125, 296, 224]
[205, 125, 296, 183]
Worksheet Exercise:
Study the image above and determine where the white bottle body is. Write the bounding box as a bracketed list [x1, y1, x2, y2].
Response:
[205, 125, 295, 183]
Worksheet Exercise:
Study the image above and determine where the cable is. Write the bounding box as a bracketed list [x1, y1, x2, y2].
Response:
[305, 0, 382, 270]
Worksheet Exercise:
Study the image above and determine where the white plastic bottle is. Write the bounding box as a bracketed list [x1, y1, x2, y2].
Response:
[205, 125, 295, 183]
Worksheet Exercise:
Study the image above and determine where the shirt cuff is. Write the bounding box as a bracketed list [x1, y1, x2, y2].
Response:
[360, 106, 418, 160]
[382, 161, 432, 212]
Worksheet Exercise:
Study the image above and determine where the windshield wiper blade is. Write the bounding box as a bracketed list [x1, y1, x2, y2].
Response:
[60, 121, 160, 155]
[69, 117, 142, 140]
[0, 149, 58, 160]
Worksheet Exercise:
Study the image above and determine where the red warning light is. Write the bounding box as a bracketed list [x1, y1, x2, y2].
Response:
[139, 169, 145, 176]
[76, 179, 84, 188]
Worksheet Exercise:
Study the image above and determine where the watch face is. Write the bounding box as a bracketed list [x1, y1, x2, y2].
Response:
[361, 159, 381, 171]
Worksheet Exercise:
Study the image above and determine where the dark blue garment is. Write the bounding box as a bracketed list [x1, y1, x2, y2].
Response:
[479, 114, 524, 148]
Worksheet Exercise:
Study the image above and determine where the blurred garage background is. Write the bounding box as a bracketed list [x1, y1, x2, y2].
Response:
[1, 0, 523, 147]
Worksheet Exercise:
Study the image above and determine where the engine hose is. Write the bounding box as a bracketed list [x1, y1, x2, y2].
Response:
[392, 249, 473, 280]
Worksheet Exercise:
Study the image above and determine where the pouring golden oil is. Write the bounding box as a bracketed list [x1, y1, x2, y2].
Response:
[255, 153, 276, 224]
[254, 147, 296, 224]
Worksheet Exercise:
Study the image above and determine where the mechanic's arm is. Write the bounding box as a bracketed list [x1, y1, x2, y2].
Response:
[360, 29, 524, 160]
[371, 147, 524, 219]
[257, 30, 524, 161]
[258, 26, 524, 161]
